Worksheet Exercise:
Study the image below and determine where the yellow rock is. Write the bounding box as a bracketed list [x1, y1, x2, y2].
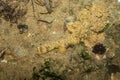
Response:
[59, 45, 67, 53]
[38, 2, 112, 54]
[39, 46, 47, 54]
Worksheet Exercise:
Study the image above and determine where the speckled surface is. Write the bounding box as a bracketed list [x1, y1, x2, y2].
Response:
[0, 0, 120, 80]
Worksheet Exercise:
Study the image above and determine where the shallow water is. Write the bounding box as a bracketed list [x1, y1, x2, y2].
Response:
[0, 0, 120, 80]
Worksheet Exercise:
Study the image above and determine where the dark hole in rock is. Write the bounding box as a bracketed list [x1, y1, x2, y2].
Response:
[17, 24, 28, 34]
[92, 43, 106, 55]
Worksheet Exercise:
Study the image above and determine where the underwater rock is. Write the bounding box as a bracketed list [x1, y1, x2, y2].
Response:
[38, 3, 112, 54]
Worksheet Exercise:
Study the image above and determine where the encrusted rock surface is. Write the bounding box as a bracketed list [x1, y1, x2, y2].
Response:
[38, 3, 112, 54]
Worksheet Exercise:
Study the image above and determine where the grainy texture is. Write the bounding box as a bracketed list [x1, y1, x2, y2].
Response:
[0, 0, 120, 80]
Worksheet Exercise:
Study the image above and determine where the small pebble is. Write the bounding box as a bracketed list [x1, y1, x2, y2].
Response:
[1, 59, 7, 63]
[52, 31, 57, 34]
[14, 47, 27, 57]
[65, 16, 76, 23]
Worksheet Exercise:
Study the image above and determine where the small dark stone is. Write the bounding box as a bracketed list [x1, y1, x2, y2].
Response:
[92, 43, 106, 55]
[17, 24, 28, 34]
[108, 64, 120, 73]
